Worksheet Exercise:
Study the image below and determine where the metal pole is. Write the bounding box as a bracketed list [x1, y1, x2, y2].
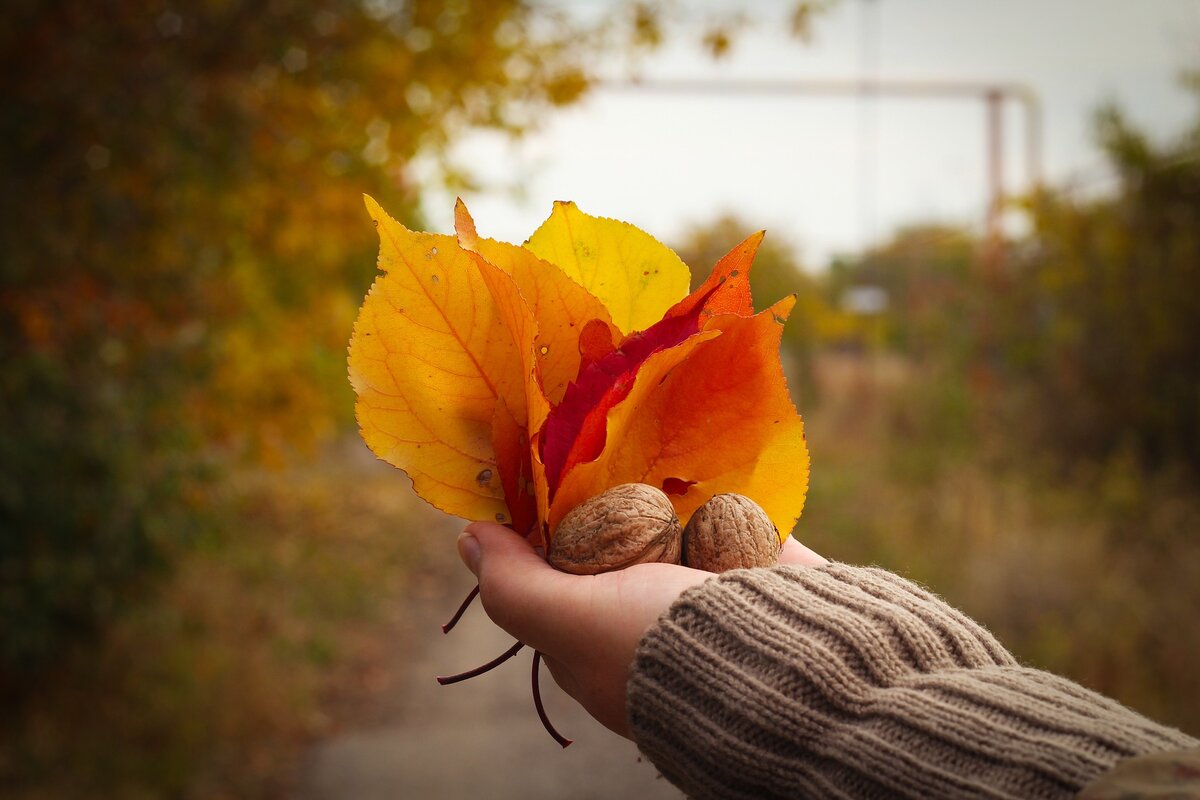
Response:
[985, 88, 1004, 275]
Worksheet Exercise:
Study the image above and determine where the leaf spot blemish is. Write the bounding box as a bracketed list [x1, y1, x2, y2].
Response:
[431, 274, 440, 284]
[662, 477, 697, 496]
[476, 468, 493, 486]
[495, 512, 507, 523]
[539, 345, 549, 356]
[730, 269, 740, 277]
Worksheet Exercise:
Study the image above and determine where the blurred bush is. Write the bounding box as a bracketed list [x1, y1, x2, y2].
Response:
[1002, 102, 1200, 472]
[0, 0, 625, 679]
[809, 91, 1200, 478]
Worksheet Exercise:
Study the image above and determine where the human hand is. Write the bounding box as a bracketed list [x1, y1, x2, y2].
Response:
[457, 520, 826, 739]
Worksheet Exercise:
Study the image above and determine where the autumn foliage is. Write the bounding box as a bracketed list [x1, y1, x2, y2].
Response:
[349, 200, 810, 543]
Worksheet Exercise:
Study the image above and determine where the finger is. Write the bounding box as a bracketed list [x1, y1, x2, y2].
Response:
[460, 521, 588, 654]
[779, 535, 828, 566]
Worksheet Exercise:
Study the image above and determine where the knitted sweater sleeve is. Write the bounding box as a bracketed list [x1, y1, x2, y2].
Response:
[626, 563, 1198, 800]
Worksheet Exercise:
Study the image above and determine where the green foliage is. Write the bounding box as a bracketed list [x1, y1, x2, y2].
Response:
[822, 96, 1200, 477]
[1003, 104, 1200, 471]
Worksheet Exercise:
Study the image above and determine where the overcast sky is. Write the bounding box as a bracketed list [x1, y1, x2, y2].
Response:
[425, 0, 1200, 268]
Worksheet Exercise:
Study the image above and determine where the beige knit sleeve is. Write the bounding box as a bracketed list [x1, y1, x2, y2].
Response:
[626, 563, 1198, 800]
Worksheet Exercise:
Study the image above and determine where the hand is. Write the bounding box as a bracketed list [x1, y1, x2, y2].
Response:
[457, 521, 826, 739]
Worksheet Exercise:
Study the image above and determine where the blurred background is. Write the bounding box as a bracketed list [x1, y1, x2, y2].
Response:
[2, 0, 1198, 796]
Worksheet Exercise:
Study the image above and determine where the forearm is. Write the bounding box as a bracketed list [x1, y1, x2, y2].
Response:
[627, 563, 1198, 800]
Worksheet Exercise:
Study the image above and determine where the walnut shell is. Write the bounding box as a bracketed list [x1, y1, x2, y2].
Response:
[683, 494, 781, 573]
[548, 483, 682, 575]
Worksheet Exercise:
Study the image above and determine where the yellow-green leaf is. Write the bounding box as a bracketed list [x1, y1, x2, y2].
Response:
[524, 201, 691, 335]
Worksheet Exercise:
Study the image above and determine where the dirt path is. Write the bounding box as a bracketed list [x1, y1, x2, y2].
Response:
[296, 506, 682, 799]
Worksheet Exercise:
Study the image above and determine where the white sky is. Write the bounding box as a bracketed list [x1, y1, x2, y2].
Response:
[425, 0, 1200, 268]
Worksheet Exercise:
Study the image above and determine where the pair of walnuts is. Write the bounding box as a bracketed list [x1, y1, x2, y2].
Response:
[547, 483, 782, 575]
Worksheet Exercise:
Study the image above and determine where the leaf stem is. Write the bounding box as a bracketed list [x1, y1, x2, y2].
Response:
[532, 650, 573, 748]
[436, 640, 524, 685]
[441, 585, 480, 634]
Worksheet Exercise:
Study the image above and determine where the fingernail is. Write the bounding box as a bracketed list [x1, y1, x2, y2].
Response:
[457, 530, 481, 575]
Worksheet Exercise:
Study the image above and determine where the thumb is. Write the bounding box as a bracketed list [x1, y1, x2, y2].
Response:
[457, 520, 546, 578]
[458, 521, 580, 652]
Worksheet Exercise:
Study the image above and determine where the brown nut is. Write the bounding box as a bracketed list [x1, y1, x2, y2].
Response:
[548, 483, 682, 575]
[683, 493, 781, 573]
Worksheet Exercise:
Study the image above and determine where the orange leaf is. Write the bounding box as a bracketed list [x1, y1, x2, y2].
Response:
[550, 296, 809, 537]
[348, 196, 523, 522]
[468, 252, 545, 535]
[664, 231, 762, 321]
[547, 327, 722, 531]
[539, 285, 718, 494]
[455, 199, 620, 411]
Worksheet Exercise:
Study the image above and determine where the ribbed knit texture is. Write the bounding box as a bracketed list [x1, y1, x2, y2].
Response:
[627, 563, 1198, 800]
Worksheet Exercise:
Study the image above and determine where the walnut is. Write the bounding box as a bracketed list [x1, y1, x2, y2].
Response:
[683, 493, 781, 573]
[548, 483, 682, 575]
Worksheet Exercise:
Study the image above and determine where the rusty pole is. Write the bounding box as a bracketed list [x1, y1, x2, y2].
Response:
[984, 87, 1005, 278]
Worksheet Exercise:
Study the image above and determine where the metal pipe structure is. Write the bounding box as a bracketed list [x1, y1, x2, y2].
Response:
[600, 77, 1045, 251]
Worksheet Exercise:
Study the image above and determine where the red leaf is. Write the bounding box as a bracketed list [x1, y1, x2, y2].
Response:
[540, 295, 711, 494]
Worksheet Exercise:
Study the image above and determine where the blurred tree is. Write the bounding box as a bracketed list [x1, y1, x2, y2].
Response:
[1004, 101, 1200, 472]
[0, 0, 655, 675]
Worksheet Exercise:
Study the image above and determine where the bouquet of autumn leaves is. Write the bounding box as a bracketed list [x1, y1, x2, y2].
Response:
[349, 197, 808, 541]
[348, 197, 809, 743]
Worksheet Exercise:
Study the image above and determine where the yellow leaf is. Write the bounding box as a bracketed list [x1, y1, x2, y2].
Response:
[524, 201, 690, 334]
[348, 196, 522, 522]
